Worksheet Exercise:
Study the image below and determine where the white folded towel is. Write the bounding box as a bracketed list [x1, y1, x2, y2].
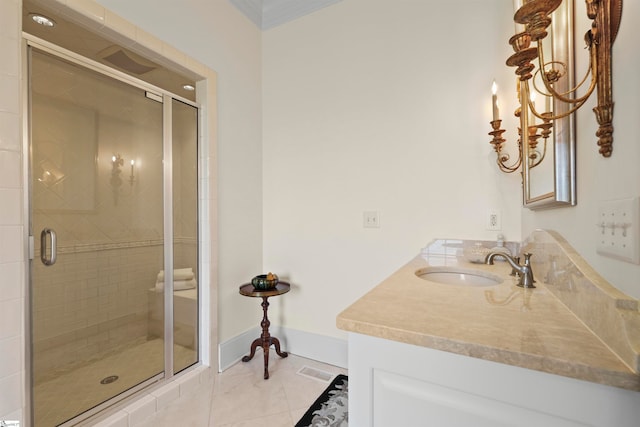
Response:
[174, 278, 196, 290]
[155, 277, 197, 291]
[156, 268, 194, 282]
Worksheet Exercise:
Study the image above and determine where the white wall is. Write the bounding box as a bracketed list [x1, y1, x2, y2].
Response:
[94, 0, 266, 342]
[262, 0, 522, 339]
[522, 1, 640, 299]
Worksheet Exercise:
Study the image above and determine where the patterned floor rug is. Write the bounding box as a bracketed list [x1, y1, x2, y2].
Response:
[295, 374, 348, 427]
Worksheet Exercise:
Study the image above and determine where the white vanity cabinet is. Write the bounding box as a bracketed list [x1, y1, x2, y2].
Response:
[348, 333, 640, 427]
[338, 235, 640, 426]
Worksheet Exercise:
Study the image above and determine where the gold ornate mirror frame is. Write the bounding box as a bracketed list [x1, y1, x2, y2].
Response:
[490, 0, 623, 209]
[523, 0, 576, 209]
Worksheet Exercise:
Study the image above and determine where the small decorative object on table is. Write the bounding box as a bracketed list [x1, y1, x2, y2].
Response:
[251, 272, 279, 290]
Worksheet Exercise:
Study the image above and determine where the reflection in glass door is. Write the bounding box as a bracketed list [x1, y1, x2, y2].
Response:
[29, 46, 199, 426]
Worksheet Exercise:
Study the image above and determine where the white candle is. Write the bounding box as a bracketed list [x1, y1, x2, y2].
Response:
[529, 92, 537, 124]
[492, 81, 499, 121]
[545, 94, 551, 114]
[513, 0, 525, 33]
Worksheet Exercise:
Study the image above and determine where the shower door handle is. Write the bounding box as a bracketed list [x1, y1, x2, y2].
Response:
[40, 228, 57, 266]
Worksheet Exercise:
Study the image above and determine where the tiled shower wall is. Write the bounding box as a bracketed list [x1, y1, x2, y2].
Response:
[0, 0, 24, 422]
[31, 241, 197, 386]
[32, 242, 164, 384]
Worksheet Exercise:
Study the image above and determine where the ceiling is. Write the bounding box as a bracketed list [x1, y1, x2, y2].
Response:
[228, 0, 343, 30]
[23, 0, 197, 101]
[21, 0, 345, 99]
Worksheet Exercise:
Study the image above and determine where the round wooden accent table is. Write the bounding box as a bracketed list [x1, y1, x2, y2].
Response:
[239, 282, 290, 379]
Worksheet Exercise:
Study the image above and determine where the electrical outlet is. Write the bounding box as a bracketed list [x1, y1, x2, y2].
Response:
[486, 209, 501, 231]
[363, 211, 380, 228]
[596, 197, 640, 264]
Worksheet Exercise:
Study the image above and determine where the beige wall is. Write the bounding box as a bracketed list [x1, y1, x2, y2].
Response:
[262, 0, 522, 338]
[96, 0, 640, 342]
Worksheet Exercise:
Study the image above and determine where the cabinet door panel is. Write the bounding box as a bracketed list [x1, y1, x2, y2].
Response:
[373, 369, 589, 427]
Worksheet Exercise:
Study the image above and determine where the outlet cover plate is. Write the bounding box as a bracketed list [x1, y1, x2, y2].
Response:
[596, 197, 640, 264]
[486, 209, 501, 231]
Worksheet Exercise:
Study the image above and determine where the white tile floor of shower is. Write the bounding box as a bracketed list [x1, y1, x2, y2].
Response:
[34, 338, 197, 427]
[136, 353, 348, 427]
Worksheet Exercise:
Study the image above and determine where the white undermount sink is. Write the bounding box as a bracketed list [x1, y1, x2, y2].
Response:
[415, 267, 503, 287]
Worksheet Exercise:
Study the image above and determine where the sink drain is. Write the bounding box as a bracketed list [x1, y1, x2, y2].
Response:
[100, 375, 119, 385]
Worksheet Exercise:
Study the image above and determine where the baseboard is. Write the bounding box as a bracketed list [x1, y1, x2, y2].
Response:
[218, 328, 258, 372]
[273, 326, 348, 369]
[218, 327, 348, 372]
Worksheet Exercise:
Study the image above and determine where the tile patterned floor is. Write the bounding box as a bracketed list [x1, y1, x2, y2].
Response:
[137, 353, 348, 427]
[33, 338, 196, 427]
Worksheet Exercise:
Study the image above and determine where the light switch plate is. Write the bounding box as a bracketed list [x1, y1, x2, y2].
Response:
[363, 211, 380, 228]
[596, 197, 640, 264]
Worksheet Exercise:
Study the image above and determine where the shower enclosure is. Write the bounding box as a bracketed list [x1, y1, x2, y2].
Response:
[28, 44, 199, 426]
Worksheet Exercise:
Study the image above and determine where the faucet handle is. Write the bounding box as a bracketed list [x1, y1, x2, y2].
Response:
[522, 253, 536, 284]
[510, 256, 521, 277]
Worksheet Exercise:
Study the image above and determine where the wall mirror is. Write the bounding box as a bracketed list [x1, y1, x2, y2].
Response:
[521, 0, 576, 210]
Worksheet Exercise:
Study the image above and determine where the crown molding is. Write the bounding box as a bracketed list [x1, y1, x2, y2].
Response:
[229, 0, 343, 30]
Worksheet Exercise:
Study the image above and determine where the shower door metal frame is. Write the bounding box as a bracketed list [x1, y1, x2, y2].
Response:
[23, 35, 202, 427]
[162, 93, 175, 379]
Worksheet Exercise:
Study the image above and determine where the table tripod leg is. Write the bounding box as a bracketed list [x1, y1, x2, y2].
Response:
[263, 344, 270, 379]
[240, 293, 289, 379]
[271, 337, 288, 358]
[242, 338, 261, 362]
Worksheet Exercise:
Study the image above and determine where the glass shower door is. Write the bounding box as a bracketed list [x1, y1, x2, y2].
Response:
[30, 48, 165, 426]
[171, 99, 199, 374]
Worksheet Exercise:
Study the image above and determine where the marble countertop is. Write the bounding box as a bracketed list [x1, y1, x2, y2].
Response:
[337, 234, 640, 391]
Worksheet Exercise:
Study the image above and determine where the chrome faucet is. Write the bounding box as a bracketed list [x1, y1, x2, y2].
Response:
[485, 252, 536, 288]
